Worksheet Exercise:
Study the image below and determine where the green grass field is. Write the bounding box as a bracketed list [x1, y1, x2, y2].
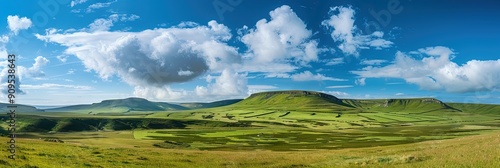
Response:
[1, 129, 499, 167]
[1, 91, 499, 167]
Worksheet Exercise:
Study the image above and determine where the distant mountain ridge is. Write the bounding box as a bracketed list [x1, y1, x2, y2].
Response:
[342, 98, 462, 113]
[228, 91, 472, 113]
[43, 97, 243, 113]
[2, 90, 499, 114]
[0, 103, 44, 112]
[179, 99, 243, 109]
[45, 97, 189, 113]
[237, 90, 345, 105]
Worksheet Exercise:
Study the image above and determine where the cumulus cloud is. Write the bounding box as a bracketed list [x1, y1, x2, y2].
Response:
[36, 20, 241, 99]
[248, 85, 278, 90]
[291, 71, 346, 81]
[0, 56, 49, 95]
[361, 59, 387, 65]
[240, 5, 320, 73]
[132, 73, 251, 101]
[18, 56, 49, 79]
[247, 85, 278, 95]
[0, 68, 25, 95]
[70, 0, 87, 7]
[56, 55, 69, 62]
[319, 90, 350, 98]
[21, 83, 92, 90]
[86, 0, 116, 13]
[0, 35, 8, 59]
[325, 57, 344, 65]
[326, 85, 353, 89]
[322, 6, 393, 56]
[7, 15, 32, 35]
[87, 14, 140, 32]
[355, 78, 366, 86]
[264, 73, 291, 78]
[133, 86, 189, 101]
[0, 35, 8, 43]
[352, 46, 500, 93]
[195, 68, 248, 99]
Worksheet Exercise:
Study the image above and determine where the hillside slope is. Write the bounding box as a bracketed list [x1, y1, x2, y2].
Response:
[226, 90, 355, 112]
[447, 103, 500, 115]
[0, 103, 43, 113]
[222, 90, 466, 114]
[45, 97, 189, 113]
[342, 98, 461, 113]
[179, 99, 243, 109]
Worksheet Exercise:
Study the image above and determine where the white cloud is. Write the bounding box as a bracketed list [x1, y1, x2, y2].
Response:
[88, 18, 114, 32]
[86, 0, 116, 13]
[322, 6, 393, 56]
[326, 85, 353, 89]
[87, 14, 140, 32]
[240, 5, 320, 73]
[18, 56, 50, 79]
[0, 56, 49, 94]
[291, 71, 346, 81]
[133, 86, 189, 101]
[0, 35, 8, 59]
[264, 73, 291, 78]
[195, 68, 248, 99]
[395, 93, 404, 96]
[0, 35, 8, 43]
[355, 78, 366, 86]
[241, 63, 297, 74]
[248, 85, 278, 90]
[361, 59, 387, 65]
[71, 9, 82, 13]
[37, 20, 243, 100]
[123, 14, 140, 21]
[247, 85, 278, 95]
[67, 69, 75, 74]
[21, 83, 92, 90]
[325, 57, 344, 65]
[176, 21, 199, 28]
[70, 0, 87, 7]
[7, 15, 32, 35]
[352, 46, 500, 93]
[57, 55, 69, 62]
[319, 90, 350, 98]
[177, 70, 194, 76]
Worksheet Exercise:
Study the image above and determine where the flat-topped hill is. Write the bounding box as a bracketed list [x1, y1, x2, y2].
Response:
[228, 90, 353, 111]
[45, 97, 189, 113]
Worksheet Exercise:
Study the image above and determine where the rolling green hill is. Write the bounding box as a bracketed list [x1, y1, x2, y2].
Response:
[227, 90, 354, 112]
[179, 99, 243, 109]
[446, 103, 500, 115]
[343, 98, 461, 113]
[45, 97, 189, 113]
[147, 90, 498, 131]
[36, 90, 500, 116]
[221, 90, 468, 114]
[0, 103, 44, 113]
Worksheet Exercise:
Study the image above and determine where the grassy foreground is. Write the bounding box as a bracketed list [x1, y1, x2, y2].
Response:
[0, 130, 498, 168]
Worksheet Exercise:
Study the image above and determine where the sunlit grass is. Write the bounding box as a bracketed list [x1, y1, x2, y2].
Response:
[0, 131, 498, 167]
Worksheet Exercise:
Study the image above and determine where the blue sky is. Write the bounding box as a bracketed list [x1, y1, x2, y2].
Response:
[1, 0, 499, 105]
